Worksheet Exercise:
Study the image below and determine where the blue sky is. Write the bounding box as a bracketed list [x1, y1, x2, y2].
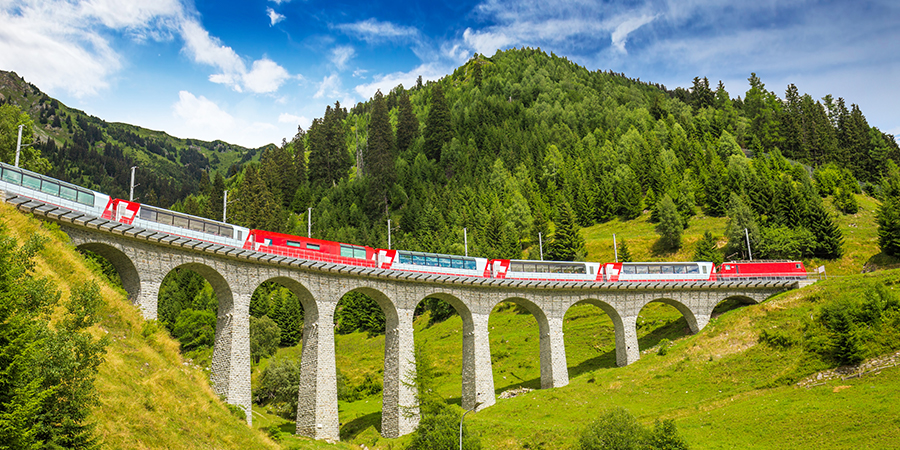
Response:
[1, 0, 897, 148]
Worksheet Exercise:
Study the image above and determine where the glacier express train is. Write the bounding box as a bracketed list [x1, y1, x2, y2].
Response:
[0, 161, 807, 282]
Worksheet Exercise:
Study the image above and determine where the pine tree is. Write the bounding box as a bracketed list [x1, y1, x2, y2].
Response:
[396, 92, 419, 154]
[308, 103, 351, 186]
[655, 194, 683, 251]
[877, 197, 900, 257]
[204, 171, 225, 221]
[693, 231, 722, 265]
[723, 193, 759, 260]
[617, 239, 633, 262]
[423, 85, 452, 161]
[367, 90, 397, 216]
[292, 126, 308, 185]
[804, 200, 844, 259]
[547, 203, 586, 261]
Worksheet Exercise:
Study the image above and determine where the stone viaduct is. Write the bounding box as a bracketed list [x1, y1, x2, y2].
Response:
[5, 195, 812, 441]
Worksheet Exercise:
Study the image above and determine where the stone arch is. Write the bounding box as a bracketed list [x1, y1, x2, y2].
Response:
[709, 294, 759, 320]
[642, 297, 702, 334]
[489, 296, 565, 391]
[409, 292, 484, 411]
[76, 242, 141, 303]
[331, 285, 415, 439]
[567, 298, 634, 368]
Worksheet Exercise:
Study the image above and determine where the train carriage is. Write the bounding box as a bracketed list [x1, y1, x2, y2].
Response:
[102, 198, 249, 248]
[0, 161, 109, 217]
[246, 229, 377, 267]
[716, 260, 807, 280]
[378, 249, 488, 277]
[604, 262, 716, 282]
[491, 259, 603, 282]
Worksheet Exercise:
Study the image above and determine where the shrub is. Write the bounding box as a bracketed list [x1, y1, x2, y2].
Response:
[253, 358, 302, 419]
[172, 308, 216, 351]
[576, 408, 690, 450]
[250, 315, 281, 363]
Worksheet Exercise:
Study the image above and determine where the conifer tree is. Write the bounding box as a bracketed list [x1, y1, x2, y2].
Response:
[367, 90, 397, 215]
[693, 231, 722, 265]
[292, 126, 308, 185]
[547, 203, 586, 261]
[423, 85, 452, 161]
[804, 199, 844, 259]
[308, 103, 351, 186]
[655, 194, 683, 251]
[204, 171, 225, 221]
[723, 193, 759, 260]
[396, 92, 419, 154]
[617, 239, 633, 262]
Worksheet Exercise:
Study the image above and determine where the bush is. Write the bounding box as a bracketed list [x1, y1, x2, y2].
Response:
[576, 408, 690, 450]
[250, 315, 281, 363]
[253, 358, 302, 419]
[805, 282, 900, 366]
[576, 407, 646, 450]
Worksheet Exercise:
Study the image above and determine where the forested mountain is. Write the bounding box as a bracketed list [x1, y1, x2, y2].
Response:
[184, 48, 897, 263]
[0, 70, 261, 209]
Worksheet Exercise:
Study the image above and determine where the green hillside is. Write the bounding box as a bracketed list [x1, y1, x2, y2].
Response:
[0, 70, 261, 209]
[244, 201, 900, 449]
[0, 201, 318, 449]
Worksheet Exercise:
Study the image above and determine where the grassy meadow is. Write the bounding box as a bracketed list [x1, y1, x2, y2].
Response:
[5, 190, 900, 449]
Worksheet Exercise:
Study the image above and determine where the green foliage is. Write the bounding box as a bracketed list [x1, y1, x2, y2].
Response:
[576, 408, 689, 450]
[756, 226, 815, 260]
[804, 282, 900, 366]
[723, 193, 759, 260]
[575, 407, 647, 450]
[877, 161, 900, 257]
[250, 282, 304, 346]
[308, 102, 352, 187]
[547, 202, 586, 261]
[335, 291, 385, 335]
[423, 84, 452, 162]
[692, 231, 721, 265]
[366, 89, 397, 214]
[405, 343, 481, 450]
[172, 309, 216, 351]
[0, 103, 50, 173]
[252, 357, 302, 419]
[416, 298, 458, 326]
[617, 239, 633, 263]
[250, 316, 281, 363]
[0, 226, 107, 449]
[654, 194, 683, 251]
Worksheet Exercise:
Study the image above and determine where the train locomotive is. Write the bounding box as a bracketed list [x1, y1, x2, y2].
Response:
[0, 161, 809, 283]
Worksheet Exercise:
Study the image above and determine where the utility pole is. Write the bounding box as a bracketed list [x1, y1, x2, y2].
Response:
[539, 232, 544, 261]
[129, 166, 138, 201]
[387, 219, 392, 249]
[14, 124, 23, 167]
[308, 207, 312, 238]
[745, 228, 753, 261]
[613, 233, 618, 263]
[223, 190, 229, 223]
[464, 228, 468, 257]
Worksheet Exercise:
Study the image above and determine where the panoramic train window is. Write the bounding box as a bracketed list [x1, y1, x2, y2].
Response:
[22, 173, 41, 190]
[59, 185, 77, 201]
[2, 167, 22, 184]
[40, 180, 60, 196]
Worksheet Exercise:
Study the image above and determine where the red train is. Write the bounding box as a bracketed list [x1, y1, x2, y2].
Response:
[0, 161, 811, 284]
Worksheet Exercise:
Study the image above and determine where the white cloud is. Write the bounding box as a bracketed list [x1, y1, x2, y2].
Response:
[268, 0, 292, 4]
[267, 7, 285, 26]
[171, 91, 288, 147]
[278, 113, 310, 130]
[314, 74, 342, 99]
[335, 18, 419, 43]
[173, 91, 237, 132]
[353, 63, 449, 100]
[610, 14, 657, 53]
[330, 46, 356, 70]
[243, 58, 291, 93]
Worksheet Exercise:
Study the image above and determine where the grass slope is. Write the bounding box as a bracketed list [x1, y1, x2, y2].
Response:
[248, 192, 900, 449]
[1, 202, 285, 449]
